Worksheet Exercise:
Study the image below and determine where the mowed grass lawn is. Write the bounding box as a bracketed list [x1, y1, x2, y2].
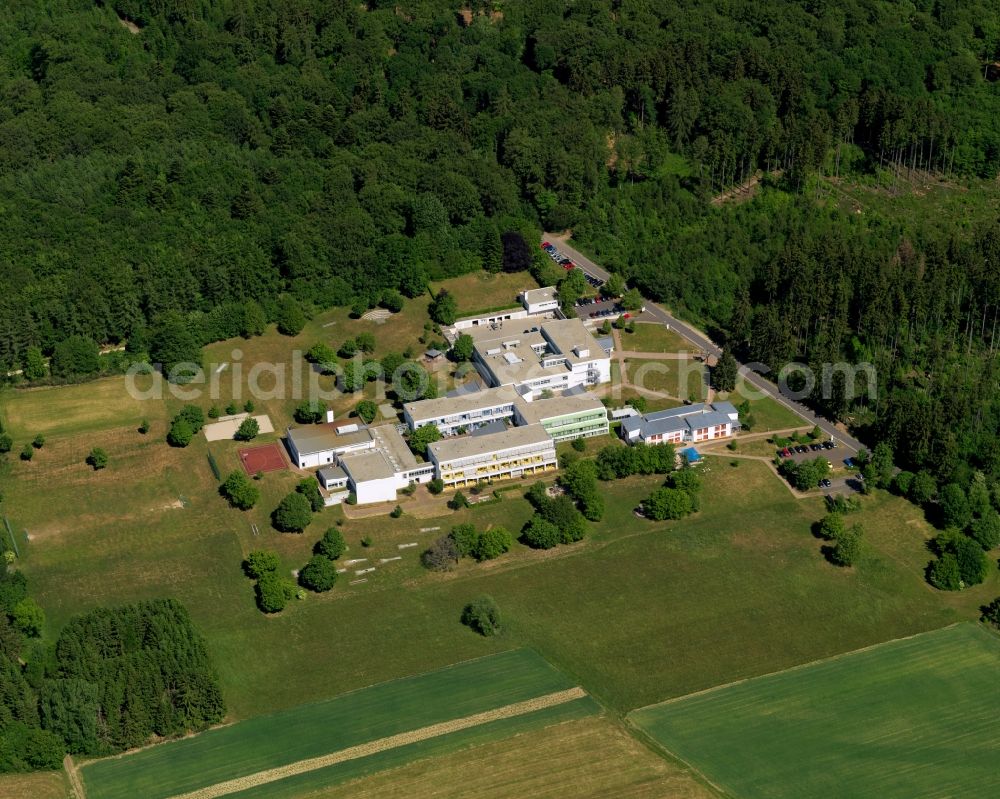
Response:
[314, 715, 717, 799]
[80, 649, 582, 799]
[720, 385, 806, 433]
[474, 461, 964, 711]
[630, 623, 1000, 799]
[625, 358, 707, 401]
[620, 323, 691, 354]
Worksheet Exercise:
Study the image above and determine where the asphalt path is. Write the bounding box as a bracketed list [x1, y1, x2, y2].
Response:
[545, 234, 865, 455]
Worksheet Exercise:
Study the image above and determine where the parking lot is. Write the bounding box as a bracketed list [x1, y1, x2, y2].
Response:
[776, 441, 839, 463]
[542, 241, 605, 290]
[541, 240, 644, 324]
[575, 296, 628, 320]
[775, 440, 865, 493]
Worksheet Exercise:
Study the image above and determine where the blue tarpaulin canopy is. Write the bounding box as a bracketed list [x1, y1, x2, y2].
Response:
[681, 447, 702, 463]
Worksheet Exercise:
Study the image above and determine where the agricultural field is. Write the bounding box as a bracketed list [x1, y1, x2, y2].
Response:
[630, 624, 1000, 799]
[0, 772, 71, 799]
[314, 716, 716, 799]
[80, 649, 592, 799]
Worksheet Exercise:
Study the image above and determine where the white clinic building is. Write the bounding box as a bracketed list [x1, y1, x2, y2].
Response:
[469, 318, 612, 399]
[286, 422, 433, 505]
[402, 386, 519, 436]
[427, 424, 557, 489]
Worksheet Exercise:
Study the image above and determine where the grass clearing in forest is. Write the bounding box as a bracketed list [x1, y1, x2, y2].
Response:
[2, 306, 985, 776]
[431, 271, 540, 316]
[630, 623, 1000, 799]
[80, 649, 584, 799]
[9, 391, 971, 729]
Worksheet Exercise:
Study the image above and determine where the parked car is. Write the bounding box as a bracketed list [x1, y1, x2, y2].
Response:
[541, 241, 551, 248]
[810, 443, 823, 451]
[819, 479, 832, 488]
[780, 448, 792, 458]
[822, 441, 835, 449]
[843, 457, 855, 468]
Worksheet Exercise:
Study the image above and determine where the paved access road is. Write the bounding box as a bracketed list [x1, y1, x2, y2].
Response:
[545, 233, 865, 456]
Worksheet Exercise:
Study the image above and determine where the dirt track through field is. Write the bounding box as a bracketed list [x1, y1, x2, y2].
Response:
[166, 687, 587, 799]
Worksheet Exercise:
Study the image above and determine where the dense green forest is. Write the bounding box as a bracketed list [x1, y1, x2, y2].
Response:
[0, 1, 999, 485]
[0, 565, 225, 772]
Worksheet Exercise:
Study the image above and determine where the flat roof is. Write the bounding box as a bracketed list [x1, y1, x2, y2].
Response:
[317, 465, 347, 481]
[428, 424, 553, 463]
[469, 318, 609, 387]
[540, 318, 597, 359]
[369, 423, 419, 471]
[451, 306, 525, 328]
[522, 286, 558, 305]
[471, 419, 508, 437]
[403, 385, 519, 423]
[286, 423, 372, 456]
[463, 321, 545, 345]
[514, 393, 606, 425]
[340, 449, 396, 483]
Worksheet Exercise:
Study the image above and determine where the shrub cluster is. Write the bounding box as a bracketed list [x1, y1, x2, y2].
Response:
[244, 550, 298, 613]
[595, 442, 674, 480]
[641, 467, 702, 521]
[519, 482, 587, 549]
[167, 405, 205, 447]
[421, 523, 513, 570]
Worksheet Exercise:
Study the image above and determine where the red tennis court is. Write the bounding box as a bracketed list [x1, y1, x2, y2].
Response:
[239, 443, 288, 475]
